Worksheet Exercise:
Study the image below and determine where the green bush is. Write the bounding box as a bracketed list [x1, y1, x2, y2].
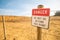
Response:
[54, 11, 60, 16]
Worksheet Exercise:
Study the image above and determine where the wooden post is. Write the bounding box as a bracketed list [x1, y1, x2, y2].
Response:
[37, 5, 44, 40]
[2, 16, 6, 40]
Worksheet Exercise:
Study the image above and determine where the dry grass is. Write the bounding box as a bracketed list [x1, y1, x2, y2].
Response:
[0, 16, 60, 40]
[0, 16, 37, 40]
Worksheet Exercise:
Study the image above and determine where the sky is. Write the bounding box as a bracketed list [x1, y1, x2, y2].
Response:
[0, 0, 60, 16]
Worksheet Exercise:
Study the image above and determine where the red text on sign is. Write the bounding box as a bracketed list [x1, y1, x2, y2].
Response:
[32, 8, 50, 16]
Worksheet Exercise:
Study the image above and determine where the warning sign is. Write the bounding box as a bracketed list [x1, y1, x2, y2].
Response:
[32, 8, 50, 28]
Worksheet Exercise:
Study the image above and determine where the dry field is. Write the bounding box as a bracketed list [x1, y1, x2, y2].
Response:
[0, 16, 60, 40]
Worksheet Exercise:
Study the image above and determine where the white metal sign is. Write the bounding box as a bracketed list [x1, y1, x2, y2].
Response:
[32, 8, 50, 28]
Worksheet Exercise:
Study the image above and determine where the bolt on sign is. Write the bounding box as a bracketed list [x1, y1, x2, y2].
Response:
[32, 8, 50, 28]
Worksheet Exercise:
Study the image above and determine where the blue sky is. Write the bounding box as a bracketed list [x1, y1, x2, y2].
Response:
[0, 0, 60, 16]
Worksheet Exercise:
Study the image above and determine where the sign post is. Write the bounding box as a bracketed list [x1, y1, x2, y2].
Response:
[32, 5, 50, 40]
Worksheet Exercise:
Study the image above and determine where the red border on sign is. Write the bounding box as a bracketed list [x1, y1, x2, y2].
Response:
[32, 8, 50, 16]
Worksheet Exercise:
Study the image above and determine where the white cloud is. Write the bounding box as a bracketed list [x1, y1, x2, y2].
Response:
[0, 9, 18, 16]
[0, 8, 32, 16]
[45, 0, 60, 10]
